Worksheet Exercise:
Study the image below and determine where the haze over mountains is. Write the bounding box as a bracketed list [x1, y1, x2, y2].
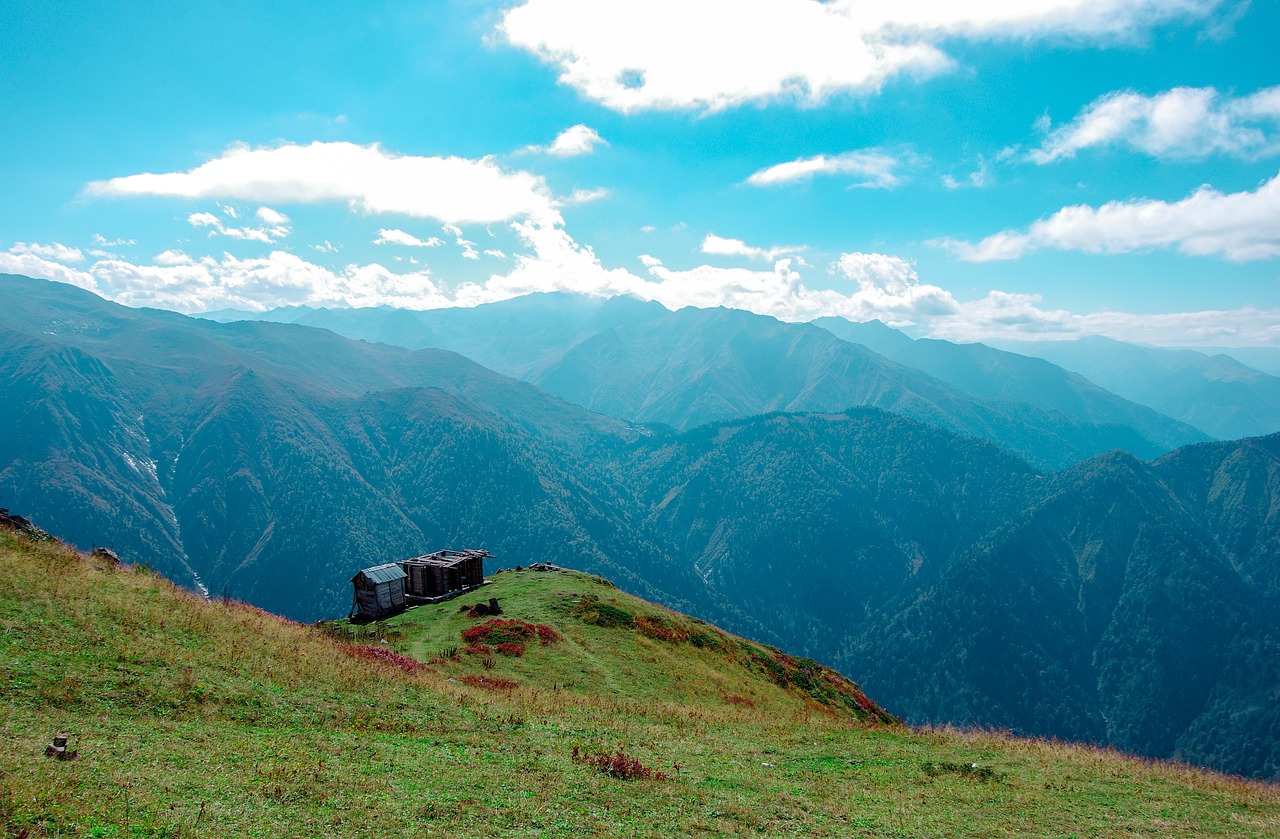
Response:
[990, 336, 1280, 442]
[207, 293, 1228, 470]
[5, 272, 1280, 780]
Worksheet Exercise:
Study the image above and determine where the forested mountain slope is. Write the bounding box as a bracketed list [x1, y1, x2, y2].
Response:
[211, 293, 1205, 471]
[6, 274, 1280, 778]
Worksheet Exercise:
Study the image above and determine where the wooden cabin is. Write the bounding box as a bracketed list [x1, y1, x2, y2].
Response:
[400, 548, 491, 601]
[349, 562, 408, 620]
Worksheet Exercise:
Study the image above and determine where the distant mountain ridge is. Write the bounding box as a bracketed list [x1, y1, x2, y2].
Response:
[207, 292, 1209, 471]
[991, 335, 1280, 441]
[6, 273, 1280, 779]
[813, 317, 1207, 453]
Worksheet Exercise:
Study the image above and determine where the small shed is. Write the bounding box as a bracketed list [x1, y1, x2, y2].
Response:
[401, 548, 491, 601]
[349, 563, 408, 620]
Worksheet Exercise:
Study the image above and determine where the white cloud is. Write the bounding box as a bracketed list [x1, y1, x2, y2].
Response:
[374, 229, 443, 248]
[91, 234, 136, 247]
[938, 172, 1280, 262]
[923, 293, 1280, 348]
[87, 141, 561, 226]
[835, 252, 917, 294]
[153, 249, 193, 266]
[548, 124, 607, 156]
[746, 150, 902, 188]
[499, 0, 1221, 113]
[0, 249, 454, 313]
[5, 229, 1277, 347]
[942, 158, 991, 189]
[564, 187, 610, 205]
[441, 223, 481, 260]
[312, 241, 340, 254]
[701, 233, 804, 262]
[186, 209, 290, 243]
[1031, 85, 1280, 162]
[0, 253, 98, 292]
[484, 249, 508, 260]
[8, 242, 84, 263]
[256, 206, 290, 226]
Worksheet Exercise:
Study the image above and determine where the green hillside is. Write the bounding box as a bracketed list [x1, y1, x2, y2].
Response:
[373, 567, 893, 721]
[3, 528, 1278, 837]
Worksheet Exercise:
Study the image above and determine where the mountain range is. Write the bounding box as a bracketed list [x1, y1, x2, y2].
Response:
[989, 335, 1280, 442]
[4, 272, 1279, 780]
[205, 293, 1216, 471]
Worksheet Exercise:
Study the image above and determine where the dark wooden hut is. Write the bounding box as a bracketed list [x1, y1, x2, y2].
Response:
[400, 549, 491, 601]
[349, 562, 408, 620]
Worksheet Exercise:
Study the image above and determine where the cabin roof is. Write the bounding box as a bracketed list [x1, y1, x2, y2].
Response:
[402, 548, 492, 569]
[351, 563, 408, 585]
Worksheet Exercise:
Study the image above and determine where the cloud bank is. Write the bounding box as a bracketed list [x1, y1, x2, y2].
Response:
[500, 0, 1222, 112]
[939, 172, 1280, 262]
[4, 233, 1276, 347]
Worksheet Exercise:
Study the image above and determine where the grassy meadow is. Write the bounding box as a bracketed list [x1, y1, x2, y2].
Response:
[1, 529, 1277, 837]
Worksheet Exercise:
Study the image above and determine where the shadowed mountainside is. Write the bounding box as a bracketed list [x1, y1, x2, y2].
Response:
[5, 274, 1280, 778]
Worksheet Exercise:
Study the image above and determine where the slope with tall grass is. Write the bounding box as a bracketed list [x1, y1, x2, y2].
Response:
[2, 526, 1277, 837]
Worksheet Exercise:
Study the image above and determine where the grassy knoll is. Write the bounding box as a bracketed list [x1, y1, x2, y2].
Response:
[1, 531, 1277, 837]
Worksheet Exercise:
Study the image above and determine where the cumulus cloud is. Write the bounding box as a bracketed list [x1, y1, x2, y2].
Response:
[256, 206, 290, 226]
[87, 141, 561, 226]
[153, 249, 193, 266]
[5, 229, 1277, 346]
[547, 124, 607, 156]
[0, 249, 454, 313]
[835, 252, 916, 293]
[938, 172, 1280, 262]
[8, 242, 84, 263]
[374, 229, 443, 248]
[499, 0, 1221, 113]
[0, 253, 98, 292]
[1031, 85, 1280, 162]
[746, 150, 902, 188]
[701, 233, 804, 262]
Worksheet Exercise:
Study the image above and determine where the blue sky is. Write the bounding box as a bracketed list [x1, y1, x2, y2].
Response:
[1, 0, 1277, 345]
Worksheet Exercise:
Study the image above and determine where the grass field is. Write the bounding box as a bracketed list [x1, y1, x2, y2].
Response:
[2, 529, 1277, 837]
